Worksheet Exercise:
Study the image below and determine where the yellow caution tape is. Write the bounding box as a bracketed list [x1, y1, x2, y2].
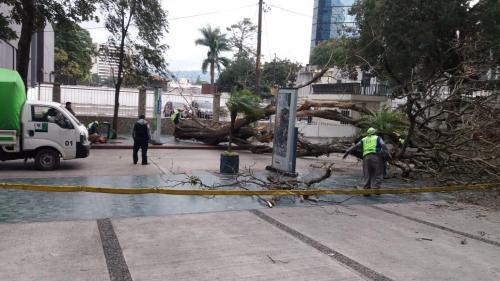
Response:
[0, 182, 498, 196]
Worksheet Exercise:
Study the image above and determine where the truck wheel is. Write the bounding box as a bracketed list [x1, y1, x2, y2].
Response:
[35, 149, 60, 170]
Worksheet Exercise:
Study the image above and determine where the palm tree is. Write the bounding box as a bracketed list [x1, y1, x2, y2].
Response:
[195, 25, 231, 122]
[355, 105, 408, 136]
[226, 89, 264, 151]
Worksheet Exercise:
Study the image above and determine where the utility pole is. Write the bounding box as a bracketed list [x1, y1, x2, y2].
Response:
[256, 0, 263, 96]
[273, 53, 277, 85]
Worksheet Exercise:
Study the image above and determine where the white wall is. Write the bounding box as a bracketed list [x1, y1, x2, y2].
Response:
[298, 122, 358, 138]
[293, 66, 390, 139]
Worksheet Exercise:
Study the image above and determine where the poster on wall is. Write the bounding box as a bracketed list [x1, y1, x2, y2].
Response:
[266, 88, 298, 176]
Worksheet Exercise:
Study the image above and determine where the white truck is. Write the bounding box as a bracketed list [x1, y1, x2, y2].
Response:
[0, 68, 89, 170]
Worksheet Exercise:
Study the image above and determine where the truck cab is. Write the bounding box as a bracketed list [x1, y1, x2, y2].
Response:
[0, 100, 90, 170]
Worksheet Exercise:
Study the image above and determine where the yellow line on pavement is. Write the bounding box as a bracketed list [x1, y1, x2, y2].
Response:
[0, 182, 498, 196]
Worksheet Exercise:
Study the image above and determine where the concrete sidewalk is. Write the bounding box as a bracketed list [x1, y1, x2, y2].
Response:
[91, 135, 237, 150]
[1, 149, 499, 280]
[1, 202, 499, 281]
[0, 149, 425, 224]
[0, 149, 362, 179]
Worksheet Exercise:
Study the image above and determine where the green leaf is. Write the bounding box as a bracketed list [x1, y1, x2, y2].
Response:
[355, 106, 408, 135]
[227, 89, 264, 119]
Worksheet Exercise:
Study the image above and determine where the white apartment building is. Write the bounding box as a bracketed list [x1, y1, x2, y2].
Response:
[295, 66, 390, 140]
[90, 43, 120, 82]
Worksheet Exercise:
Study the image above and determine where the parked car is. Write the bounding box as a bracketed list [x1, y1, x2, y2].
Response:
[192, 100, 213, 119]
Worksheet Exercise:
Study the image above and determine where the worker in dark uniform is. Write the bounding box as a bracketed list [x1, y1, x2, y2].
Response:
[65, 102, 76, 116]
[343, 127, 388, 192]
[132, 115, 151, 165]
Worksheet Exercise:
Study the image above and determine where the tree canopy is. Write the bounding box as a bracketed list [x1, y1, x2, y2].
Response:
[0, 12, 16, 41]
[342, 0, 500, 181]
[226, 18, 257, 58]
[217, 52, 302, 94]
[347, 0, 500, 90]
[309, 37, 356, 69]
[309, 0, 500, 88]
[54, 21, 94, 84]
[217, 55, 256, 92]
[226, 89, 264, 151]
[101, 0, 168, 132]
[262, 58, 302, 88]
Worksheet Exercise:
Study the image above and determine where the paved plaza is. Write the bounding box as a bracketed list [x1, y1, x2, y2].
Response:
[0, 202, 499, 281]
[0, 149, 499, 280]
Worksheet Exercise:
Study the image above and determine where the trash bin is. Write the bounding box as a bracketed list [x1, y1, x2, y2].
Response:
[99, 122, 112, 141]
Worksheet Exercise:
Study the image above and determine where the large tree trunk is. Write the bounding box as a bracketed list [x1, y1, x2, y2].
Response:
[174, 101, 362, 146]
[175, 119, 257, 145]
[297, 100, 370, 115]
[112, 39, 126, 135]
[297, 109, 355, 124]
[228, 111, 237, 151]
[112, 6, 133, 135]
[16, 0, 35, 92]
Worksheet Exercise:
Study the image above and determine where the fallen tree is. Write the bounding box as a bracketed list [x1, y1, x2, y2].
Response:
[174, 85, 499, 184]
[394, 84, 500, 183]
[174, 100, 363, 145]
[173, 0, 500, 184]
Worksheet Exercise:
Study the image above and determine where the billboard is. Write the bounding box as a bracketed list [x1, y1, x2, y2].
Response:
[268, 88, 298, 175]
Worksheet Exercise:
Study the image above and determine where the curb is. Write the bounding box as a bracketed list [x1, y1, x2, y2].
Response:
[0, 182, 498, 196]
[90, 144, 251, 150]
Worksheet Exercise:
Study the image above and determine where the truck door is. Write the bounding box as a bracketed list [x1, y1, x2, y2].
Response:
[24, 105, 78, 159]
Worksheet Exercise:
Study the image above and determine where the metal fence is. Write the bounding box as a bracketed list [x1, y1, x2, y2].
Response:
[27, 85, 53, 101]
[312, 83, 391, 96]
[26, 84, 359, 137]
[27, 84, 229, 119]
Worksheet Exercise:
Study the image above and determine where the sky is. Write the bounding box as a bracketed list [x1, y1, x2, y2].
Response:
[81, 0, 315, 72]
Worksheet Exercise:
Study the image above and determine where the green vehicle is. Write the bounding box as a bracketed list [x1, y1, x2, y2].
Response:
[0, 68, 90, 170]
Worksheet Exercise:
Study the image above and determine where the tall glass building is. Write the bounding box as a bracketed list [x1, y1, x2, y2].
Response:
[310, 0, 355, 51]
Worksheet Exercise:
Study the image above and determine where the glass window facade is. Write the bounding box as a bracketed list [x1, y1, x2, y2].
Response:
[310, 0, 355, 51]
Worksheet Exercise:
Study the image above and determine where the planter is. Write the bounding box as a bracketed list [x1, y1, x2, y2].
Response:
[220, 153, 239, 174]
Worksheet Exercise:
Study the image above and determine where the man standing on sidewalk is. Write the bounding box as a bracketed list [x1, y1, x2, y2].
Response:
[343, 127, 388, 192]
[132, 115, 151, 165]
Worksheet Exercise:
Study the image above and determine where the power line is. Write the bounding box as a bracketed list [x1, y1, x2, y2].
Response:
[267, 4, 311, 18]
[169, 3, 258, 21]
[41, 3, 259, 32]
[268, 4, 354, 20]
